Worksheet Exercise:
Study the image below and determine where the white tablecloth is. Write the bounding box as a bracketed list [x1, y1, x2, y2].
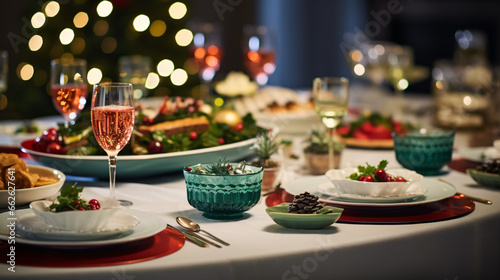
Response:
[1, 147, 500, 280]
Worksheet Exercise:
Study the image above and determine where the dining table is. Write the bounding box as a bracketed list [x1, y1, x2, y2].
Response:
[1, 89, 500, 280]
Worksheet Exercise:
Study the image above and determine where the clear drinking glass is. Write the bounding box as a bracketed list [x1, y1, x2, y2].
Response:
[0, 51, 8, 96]
[242, 25, 277, 86]
[91, 83, 135, 205]
[118, 55, 151, 99]
[312, 77, 349, 170]
[50, 58, 88, 126]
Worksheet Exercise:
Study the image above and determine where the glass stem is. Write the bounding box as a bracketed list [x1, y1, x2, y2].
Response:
[328, 127, 335, 170]
[108, 155, 117, 199]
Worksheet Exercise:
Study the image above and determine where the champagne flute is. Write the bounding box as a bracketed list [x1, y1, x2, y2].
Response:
[188, 22, 223, 101]
[0, 51, 8, 97]
[91, 83, 135, 205]
[50, 59, 88, 127]
[242, 25, 277, 86]
[312, 77, 349, 170]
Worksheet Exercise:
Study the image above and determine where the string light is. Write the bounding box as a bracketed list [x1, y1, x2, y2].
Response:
[170, 68, 188, 86]
[59, 28, 75, 45]
[150, 20, 167, 37]
[44, 1, 60, 17]
[19, 63, 34, 81]
[28, 35, 43, 51]
[133, 14, 150, 32]
[145, 72, 160, 89]
[175, 29, 193, 47]
[73, 12, 89, 28]
[87, 68, 103, 84]
[157, 59, 175, 77]
[169, 2, 187, 20]
[97, 1, 113, 17]
[31, 12, 46, 28]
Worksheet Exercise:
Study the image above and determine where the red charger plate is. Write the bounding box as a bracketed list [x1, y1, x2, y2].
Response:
[266, 189, 475, 224]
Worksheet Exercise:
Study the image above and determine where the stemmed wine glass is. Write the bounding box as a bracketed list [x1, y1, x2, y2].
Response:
[312, 77, 350, 170]
[50, 58, 88, 127]
[91, 83, 135, 205]
[0, 51, 8, 98]
[242, 25, 277, 86]
[188, 22, 223, 101]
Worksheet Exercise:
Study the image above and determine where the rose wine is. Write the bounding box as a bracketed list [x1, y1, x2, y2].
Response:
[243, 50, 276, 79]
[191, 45, 222, 72]
[91, 105, 135, 155]
[51, 84, 88, 118]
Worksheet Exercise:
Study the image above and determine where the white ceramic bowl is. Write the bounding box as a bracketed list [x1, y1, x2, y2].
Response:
[325, 168, 424, 197]
[30, 198, 121, 231]
[0, 165, 65, 208]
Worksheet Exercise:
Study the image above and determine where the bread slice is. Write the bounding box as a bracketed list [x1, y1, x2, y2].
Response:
[138, 117, 210, 137]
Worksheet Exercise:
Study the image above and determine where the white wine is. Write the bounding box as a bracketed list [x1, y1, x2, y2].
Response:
[315, 101, 347, 128]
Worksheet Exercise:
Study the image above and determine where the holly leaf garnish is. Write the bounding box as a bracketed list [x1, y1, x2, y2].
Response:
[348, 160, 389, 180]
[48, 183, 91, 212]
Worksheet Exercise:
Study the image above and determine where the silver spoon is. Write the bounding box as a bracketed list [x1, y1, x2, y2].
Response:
[176, 216, 230, 246]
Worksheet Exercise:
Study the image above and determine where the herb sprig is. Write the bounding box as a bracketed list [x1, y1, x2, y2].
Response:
[48, 183, 91, 212]
[348, 160, 388, 181]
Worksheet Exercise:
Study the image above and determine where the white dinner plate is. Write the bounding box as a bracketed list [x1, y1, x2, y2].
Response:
[0, 118, 60, 147]
[16, 211, 140, 241]
[0, 208, 165, 248]
[283, 176, 456, 207]
[317, 183, 428, 203]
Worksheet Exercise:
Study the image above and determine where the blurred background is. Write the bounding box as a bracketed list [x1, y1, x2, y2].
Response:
[0, 0, 499, 121]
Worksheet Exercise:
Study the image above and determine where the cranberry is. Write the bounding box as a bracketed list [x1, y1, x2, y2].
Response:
[358, 176, 366, 181]
[77, 207, 85, 211]
[88, 199, 99, 206]
[46, 142, 65, 154]
[226, 164, 232, 170]
[189, 131, 198, 140]
[89, 199, 100, 210]
[396, 176, 406, 182]
[218, 138, 225, 145]
[375, 169, 387, 181]
[88, 204, 98, 210]
[364, 176, 374, 182]
[72, 201, 82, 206]
[385, 176, 395, 182]
[235, 123, 243, 131]
[185, 167, 192, 172]
[44, 128, 57, 136]
[33, 136, 48, 152]
[147, 140, 163, 154]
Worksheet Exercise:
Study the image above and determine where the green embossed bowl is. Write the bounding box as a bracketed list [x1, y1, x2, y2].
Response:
[266, 203, 343, 229]
[183, 163, 263, 220]
[467, 169, 500, 187]
[393, 129, 455, 175]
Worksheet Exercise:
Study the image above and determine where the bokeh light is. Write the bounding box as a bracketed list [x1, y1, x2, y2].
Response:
[149, 20, 167, 37]
[73, 12, 89, 28]
[169, 2, 187, 20]
[170, 69, 188, 86]
[28, 35, 43, 52]
[133, 14, 150, 32]
[94, 20, 109, 36]
[19, 63, 34, 81]
[157, 59, 174, 77]
[175, 29, 193, 47]
[59, 28, 75, 45]
[397, 79, 409, 90]
[31, 12, 46, 28]
[87, 68, 103, 84]
[145, 72, 160, 89]
[97, 1, 113, 17]
[44, 1, 60, 17]
[70, 37, 86, 54]
[101, 37, 117, 53]
[353, 64, 365, 76]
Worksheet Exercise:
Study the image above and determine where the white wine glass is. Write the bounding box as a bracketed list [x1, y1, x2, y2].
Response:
[312, 77, 349, 170]
[91, 83, 135, 206]
[50, 58, 88, 127]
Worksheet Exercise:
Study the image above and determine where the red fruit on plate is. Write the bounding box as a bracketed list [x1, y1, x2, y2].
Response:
[370, 124, 392, 139]
[185, 167, 192, 172]
[392, 120, 403, 134]
[385, 176, 395, 182]
[375, 169, 387, 181]
[147, 140, 163, 154]
[44, 128, 58, 136]
[235, 123, 244, 131]
[226, 164, 232, 170]
[353, 130, 370, 140]
[359, 176, 366, 181]
[33, 137, 48, 152]
[360, 121, 375, 134]
[218, 138, 225, 144]
[46, 142, 64, 154]
[364, 176, 374, 182]
[396, 176, 406, 182]
[336, 126, 350, 136]
[189, 131, 198, 140]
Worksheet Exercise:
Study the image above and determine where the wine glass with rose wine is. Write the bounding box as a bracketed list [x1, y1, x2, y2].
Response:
[312, 77, 349, 170]
[242, 25, 277, 86]
[91, 83, 135, 205]
[50, 59, 88, 127]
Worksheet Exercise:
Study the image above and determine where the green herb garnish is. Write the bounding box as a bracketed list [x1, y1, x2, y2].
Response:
[48, 183, 91, 212]
[348, 160, 388, 181]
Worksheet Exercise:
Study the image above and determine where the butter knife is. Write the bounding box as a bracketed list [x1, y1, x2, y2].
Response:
[167, 224, 209, 248]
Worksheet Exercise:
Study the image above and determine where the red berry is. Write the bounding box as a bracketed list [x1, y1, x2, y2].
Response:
[385, 176, 395, 182]
[73, 201, 82, 206]
[375, 169, 386, 180]
[185, 167, 192, 172]
[142, 116, 149, 123]
[46, 142, 64, 154]
[147, 140, 163, 154]
[226, 164, 232, 170]
[189, 131, 198, 140]
[88, 204, 98, 210]
[218, 138, 224, 144]
[235, 123, 243, 131]
[44, 128, 57, 136]
[77, 207, 85, 211]
[364, 176, 374, 182]
[88, 199, 99, 206]
[33, 136, 48, 152]
[359, 176, 366, 181]
[396, 176, 406, 182]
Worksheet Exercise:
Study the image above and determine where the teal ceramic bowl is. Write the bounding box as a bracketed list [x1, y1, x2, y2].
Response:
[467, 169, 500, 187]
[266, 203, 343, 229]
[393, 130, 455, 175]
[183, 164, 263, 220]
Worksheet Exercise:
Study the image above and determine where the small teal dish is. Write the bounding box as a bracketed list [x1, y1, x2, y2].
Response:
[393, 129, 455, 175]
[467, 169, 500, 187]
[183, 163, 263, 220]
[266, 203, 343, 229]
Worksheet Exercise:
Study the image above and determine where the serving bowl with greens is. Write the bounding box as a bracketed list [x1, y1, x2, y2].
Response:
[183, 160, 263, 219]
